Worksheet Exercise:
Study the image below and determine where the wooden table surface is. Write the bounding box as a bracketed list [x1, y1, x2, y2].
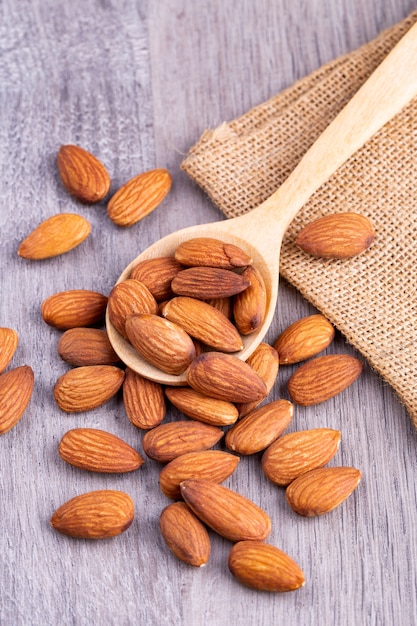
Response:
[1, 1, 417, 624]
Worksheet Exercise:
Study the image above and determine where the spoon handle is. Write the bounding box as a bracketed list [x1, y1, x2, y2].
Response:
[250, 20, 417, 231]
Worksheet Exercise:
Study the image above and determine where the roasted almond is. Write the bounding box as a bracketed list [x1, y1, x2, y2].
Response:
[204, 296, 233, 320]
[286, 466, 362, 516]
[53, 365, 125, 413]
[125, 314, 196, 375]
[274, 314, 335, 364]
[160, 502, 211, 567]
[0, 365, 34, 434]
[161, 296, 243, 353]
[18, 213, 91, 260]
[228, 541, 305, 592]
[287, 354, 363, 405]
[174, 237, 252, 269]
[130, 256, 183, 301]
[186, 352, 267, 403]
[41, 289, 108, 330]
[59, 428, 144, 473]
[171, 267, 250, 299]
[237, 343, 279, 417]
[57, 144, 111, 203]
[262, 428, 342, 486]
[57, 328, 119, 366]
[142, 420, 224, 463]
[0, 327, 19, 373]
[107, 279, 158, 338]
[233, 265, 267, 335]
[107, 168, 172, 227]
[180, 479, 271, 542]
[159, 450, 240, 500]
[225, 400, 294, 455]
[123, 367, 166, 429]
[165, 386, 238, 426]
[50, 490, 134, 539]
[295, 212, 375, 259]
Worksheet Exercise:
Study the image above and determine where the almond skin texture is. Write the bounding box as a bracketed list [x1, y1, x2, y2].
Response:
[160, 502, 211, 567]
[123, 367, 166, 430]
[233, 265, 267, 335]
[0, 327, 19, 373]
[18, 213, 91, 260]
[165, 386, 239, 426]
[237, 343, 279, 417]
[130, 256, 183, 301]
[295, 212, 375, 259]
[274, 314, 335, 365]
[59, 428, 144, 473]
[159, 450, 240, 500]
[58, 328, 119, 366]
[125, 314, 196, 375]
[53, 365, 125, 413]
[174, 237, 252, 269]
[288, 354, 363, 405]
[0, 365, 34, 434]
[171, 267, 250, 299]
[229, 541, 305, 592]
[142, 420, 224, 463]
[225, 400, 294, 455]
[107, 168, 172, 227]
[186, 352, 267, 403]
[180, 479, 272, 543]
[50, 490, 134, 539]
[161, 296, 243, 353]
[57, 144, 111, 203]
[41, 290, 108, 330]
[262, 428, 342, 487]
[107, 279, 158, 338]
[286, 466, 362, 516]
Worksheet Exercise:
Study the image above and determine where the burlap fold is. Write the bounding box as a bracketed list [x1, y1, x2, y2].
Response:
[181, 11, 417, 427]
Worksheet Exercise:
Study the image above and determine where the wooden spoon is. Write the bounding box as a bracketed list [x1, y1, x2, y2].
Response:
[107, 21, 417, 385]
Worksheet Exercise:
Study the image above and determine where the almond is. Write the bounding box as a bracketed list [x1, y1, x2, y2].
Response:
[41, 289, 108, 330]
[130, 256, 183, 301]
[274, 314, 335, 364]
[125, 314, 196, 375]
[262, 428, 342, 486]
[295, 212, 375, 259]
[142, 420, 224, 463]
[233, 265, 267, 335]
[0, 327, 19, 373]
[18, 213, 91, 260]
[165, 386, 238, 426]
[59, 428, 144, 473]
[159, 450, 240, 500]
[159, 502, 211, 567]
[286, 466, 362, 516]
[123, 367, 166, 429]
[57, 328, 119, 366]
[171, 267, 250, 299]
[287, 354, 363, 405]
[161, 296, 243, 353]
[57, 144, 111, 204]
[174, 237, 252, 269]
[50, 490, 134, 539]
[0, 365, 34, 434]
[228, 541, 305, 592]
[107, 279, 158, 338]
[225, 400, 294, 455]
[53, 365, 125, 412]
[107, 168, 172, 227]
[204, 296, 233, 320]
[186, 352, 267, 403]
[180, 479, 271, 542]
[237, 343, 279, 417]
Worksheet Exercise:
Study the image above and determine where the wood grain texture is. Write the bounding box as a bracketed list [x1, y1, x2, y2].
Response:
[1, 1, 417, 625]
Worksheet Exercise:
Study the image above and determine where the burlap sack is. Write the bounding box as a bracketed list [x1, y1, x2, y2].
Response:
[181, 11, 417, 427]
